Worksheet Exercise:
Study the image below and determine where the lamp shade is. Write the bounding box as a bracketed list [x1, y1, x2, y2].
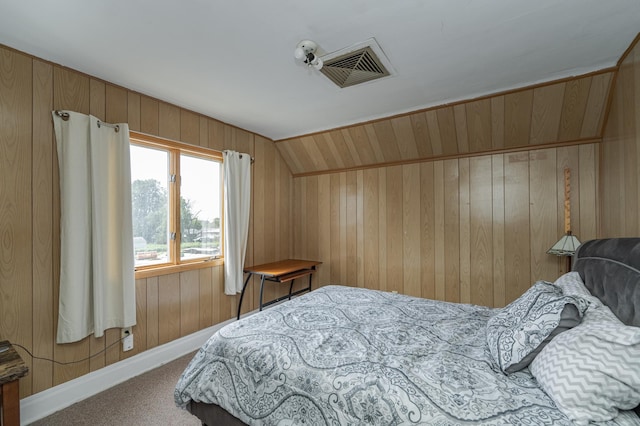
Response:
[546, 232, 581, 256]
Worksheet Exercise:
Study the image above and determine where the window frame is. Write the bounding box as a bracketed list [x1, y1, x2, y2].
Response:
[129, 131, 224, 279]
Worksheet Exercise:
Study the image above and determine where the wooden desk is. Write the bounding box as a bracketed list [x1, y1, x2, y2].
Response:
[237, 259, 322, 319]
[0, 341, 28, 426]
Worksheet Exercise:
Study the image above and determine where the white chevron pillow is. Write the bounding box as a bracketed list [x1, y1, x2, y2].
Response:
[530, 304, 640, 425]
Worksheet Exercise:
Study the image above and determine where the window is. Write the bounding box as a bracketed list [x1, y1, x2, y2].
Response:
[129, 131, 223, 278]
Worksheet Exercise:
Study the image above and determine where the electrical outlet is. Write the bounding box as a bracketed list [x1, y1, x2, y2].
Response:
[121, 327, 133, 351]
[121, 327, 132, 339]
[123, 333, 134, 351]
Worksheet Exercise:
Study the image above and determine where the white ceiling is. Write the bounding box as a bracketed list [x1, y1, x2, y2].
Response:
[1, 1, 639, 141]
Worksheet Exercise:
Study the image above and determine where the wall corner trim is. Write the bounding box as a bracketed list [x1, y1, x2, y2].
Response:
[19, 313, 252, 425]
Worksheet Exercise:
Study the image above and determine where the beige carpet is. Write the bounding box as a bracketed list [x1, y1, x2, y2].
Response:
[29, 352, 201, 425]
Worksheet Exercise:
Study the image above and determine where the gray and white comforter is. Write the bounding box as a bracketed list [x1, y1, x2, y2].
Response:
[175, 285, 639, 425]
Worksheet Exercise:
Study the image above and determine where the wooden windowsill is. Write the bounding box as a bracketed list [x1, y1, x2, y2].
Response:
[135, 258, 224, 279]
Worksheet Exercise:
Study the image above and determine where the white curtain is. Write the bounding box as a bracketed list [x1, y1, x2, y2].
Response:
[53, 111, 136, 344]
[223, 150, 251, 295]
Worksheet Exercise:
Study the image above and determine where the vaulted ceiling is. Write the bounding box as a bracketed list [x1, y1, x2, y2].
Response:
[0, 1, 638, 143]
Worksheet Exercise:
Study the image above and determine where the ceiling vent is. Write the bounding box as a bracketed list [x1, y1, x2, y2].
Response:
[320, 38, 394, 88]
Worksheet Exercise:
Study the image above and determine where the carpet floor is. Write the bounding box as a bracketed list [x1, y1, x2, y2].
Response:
[28, 352, 201, 425]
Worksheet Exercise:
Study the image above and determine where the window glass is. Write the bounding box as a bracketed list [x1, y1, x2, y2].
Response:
[130, 144, 170, 267]
[180, 153, 222, 261]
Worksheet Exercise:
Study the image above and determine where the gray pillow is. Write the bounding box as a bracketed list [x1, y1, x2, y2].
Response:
[486, 281, 585, 373]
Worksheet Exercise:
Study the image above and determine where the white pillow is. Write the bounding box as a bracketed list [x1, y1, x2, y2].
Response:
[530, 304, 640, 424]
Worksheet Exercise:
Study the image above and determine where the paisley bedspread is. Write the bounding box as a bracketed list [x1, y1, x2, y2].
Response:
[174, 285, 639, 425]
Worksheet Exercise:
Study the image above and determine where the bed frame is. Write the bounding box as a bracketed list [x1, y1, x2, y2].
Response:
[186, 237, 640, 425]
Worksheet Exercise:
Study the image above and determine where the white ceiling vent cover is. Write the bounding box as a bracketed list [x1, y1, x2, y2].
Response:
[320, 38, 394, 89]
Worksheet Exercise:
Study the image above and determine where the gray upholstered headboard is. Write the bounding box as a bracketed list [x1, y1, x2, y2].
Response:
[572, 238, 640, 327]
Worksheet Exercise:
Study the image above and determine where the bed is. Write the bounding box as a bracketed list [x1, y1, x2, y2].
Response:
[175, 238, 640, 425]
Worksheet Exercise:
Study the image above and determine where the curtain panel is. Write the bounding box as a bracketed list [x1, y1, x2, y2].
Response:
[223, 150, 251, 295]
[52, 111, 136, 344]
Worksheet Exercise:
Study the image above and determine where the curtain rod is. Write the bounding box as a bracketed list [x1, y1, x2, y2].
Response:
[54, 110, 120, 133]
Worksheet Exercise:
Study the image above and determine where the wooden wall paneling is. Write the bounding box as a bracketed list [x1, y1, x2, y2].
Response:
[199, 268, 213, 329]
[140, 96, 159, 135]
[504, 90, 533, 148]
[529, 83, 565, 145]
[436, 107, 459, 156]
[410, 112, 434, 158]
[433, 161, 445, 300]
[402, 164, 421, 297]
[206, 119, 225, 152]
[211, 266, 222, 326]
[453, 104, 470, 153]
[503, 153, 531, 303]
[145, 276, 159, 349]
[127, 92, 141, 132]
[253, 139, 268, 302]
[364, 124, 387, 163]
[346, 172, 358, 285]
[277, 141, 305, 175]
[620, 51, 640, 236]
[317, 174, 332, 287]
[292, 136, 320, 173]
[337, 173, 347, 285]
[356, 171, 365, 287]
[426, 111, 444, 155]
[180, 270, 200, 337]
[314, 133, 343, 170]
[180, 110, 200, 146]
[89, 78, 107, 371]
[279, 152, 292, 260]
[386, 166, 403, 293]
[377, 168, 388, 292]
[363, 169, 379, 290]
[52, 66, 91, 385]
[491, 154, 506, 307]
[490, 96, 505, 150]
[419, 162, 435, 300]
[528, 149, 559, 282]
[443, 159, 460, 302]
[558, 77, 591, 141]
[123, 279, 147, 359]
[157, 273, 180, 345]
[458, 158, 471, 304]
[343, 127, 374, 165]
[578, 144, 598, 241]
[581, 73, 612, 137]
[373, 120, 402, 162]
[329, 175, 341, 284]
[465, 99, 492, 152]
[301, 135, 329, 172]
[158, 102, 180, 140]
[0, 48, 33, 396]
[600, 59, 629, 237]
[469, 156, 493, 307]
[304, 175, 320, 292]
[199, 117, 208, 148]
[391, 115, 420, 160]
[325, 131, 354, 169]
[31, 58, 54, 394]
[105, 84, 128, 124]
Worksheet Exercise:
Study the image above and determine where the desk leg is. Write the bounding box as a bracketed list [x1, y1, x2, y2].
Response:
[288, 279, 295, 300]
[237, 273, 253, 320]
[259, 275, 266, 311]
[1, 380, 20, 426]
